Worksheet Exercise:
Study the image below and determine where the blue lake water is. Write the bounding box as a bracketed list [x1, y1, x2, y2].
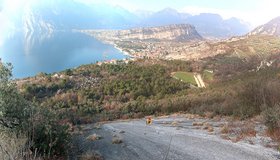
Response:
[0, 31, 127, 78]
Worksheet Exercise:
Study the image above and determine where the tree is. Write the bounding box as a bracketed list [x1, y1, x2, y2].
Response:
[0, 63, 32, 133]
[65, 69, 73, 76]
[0, 62, 70, 157]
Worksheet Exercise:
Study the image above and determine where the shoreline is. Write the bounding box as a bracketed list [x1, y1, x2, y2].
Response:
[113, 44, 136, 58]
[79, 30, 138, 59]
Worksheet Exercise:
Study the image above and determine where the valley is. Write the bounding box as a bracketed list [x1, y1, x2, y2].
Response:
[82, 23, 280, 61]
[1, 0, 280, 159]
[9, 16, 280, 159]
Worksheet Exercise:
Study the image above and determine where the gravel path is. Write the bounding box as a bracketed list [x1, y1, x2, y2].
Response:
[194, 73, 206, 88]
[71, 117, 280, 160]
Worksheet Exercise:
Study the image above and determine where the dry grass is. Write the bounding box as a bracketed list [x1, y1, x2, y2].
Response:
[266, 128, 280, 148]
[79, 151, 103, 160]
[112, 137, 123, 144]
[186, 114, 201, 119]
[237, 123, 256, 138]
[219, 122, 256, 143]
[0, 132, 30, 160]
[202, 123, 210, 129]
[201, 122, 214, 132]
[171, 121, 179, 126]
[86, 134, 102, 141]
[192, 122, 203, 126]
[204, 112, 214, 119]
[220, 124, 230, 134]
[220, 134, 231, 140]
[207, 127, 214, 132]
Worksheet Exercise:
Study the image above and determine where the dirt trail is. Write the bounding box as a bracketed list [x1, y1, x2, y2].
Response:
[70, 116, 280, 160]
[194, 73, 206, 88]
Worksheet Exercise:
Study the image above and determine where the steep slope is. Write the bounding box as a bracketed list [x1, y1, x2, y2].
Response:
[249, 17, 280, 36]
[84, 24, 203, 42]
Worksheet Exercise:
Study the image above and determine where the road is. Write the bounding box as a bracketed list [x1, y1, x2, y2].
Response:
[71, 117, 280, 160]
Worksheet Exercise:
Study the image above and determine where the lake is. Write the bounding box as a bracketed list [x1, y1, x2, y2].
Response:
[0, 31, 128, 78]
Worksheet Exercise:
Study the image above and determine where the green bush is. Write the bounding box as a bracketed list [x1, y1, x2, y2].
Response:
[65, 69, 73, 76]
[32, 109, 70, 156]
[0, 62, 70, 158]
[0, 63, 32, 133]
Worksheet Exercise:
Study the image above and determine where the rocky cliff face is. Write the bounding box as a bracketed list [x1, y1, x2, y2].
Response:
[86, 24, 203, 42]
[249, 17, 280, 36]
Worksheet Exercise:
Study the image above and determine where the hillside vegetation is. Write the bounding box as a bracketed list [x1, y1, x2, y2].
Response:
[18, 61, 190, 123]
[0, 63, 70, 159]
[107, 35, 280, 61]
[16, 56, 280, 130]
[2, 53, 280, 158]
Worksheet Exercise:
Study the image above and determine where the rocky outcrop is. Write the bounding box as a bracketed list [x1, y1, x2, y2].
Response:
[84, 24, 203, 42]
[249, 17, 280, 36]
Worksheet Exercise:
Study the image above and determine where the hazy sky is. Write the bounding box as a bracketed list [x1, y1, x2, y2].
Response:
[0, 0, 279, 27]
[80, 0, 280, 27]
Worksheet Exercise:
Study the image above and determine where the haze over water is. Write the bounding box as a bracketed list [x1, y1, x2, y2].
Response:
[0, 31, 128, 78]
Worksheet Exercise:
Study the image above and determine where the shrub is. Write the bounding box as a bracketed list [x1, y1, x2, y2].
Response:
[238, 76, 280, 118]
[86, 134, 102, 141]
[0, 132, 28, 160]
[65, 69, 73, 76]
[0, 62, 70, 158]
[262, 104, 280, 131]
[79, 151, 103, 160]
[32, 108, 70, 157]
[0, 63, 32, 133]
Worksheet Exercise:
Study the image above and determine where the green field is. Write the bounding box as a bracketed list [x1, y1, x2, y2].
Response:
[172, 72, 196, 85]
[203, 70, 214, 82]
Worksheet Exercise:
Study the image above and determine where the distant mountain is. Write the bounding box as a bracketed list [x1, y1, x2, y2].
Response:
[140, 8, 190, 27]
[20, 0, 138, 33]
[136, 9, 250, 39]
[8, 1, 249, 39]
[83, 24, 203, 42]
[186, 13, 250, 38]
[249, 17, 280, 36]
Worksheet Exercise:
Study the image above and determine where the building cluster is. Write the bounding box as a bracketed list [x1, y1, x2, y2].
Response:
[78, 76, 100, 89]
[117, 41, 200, 59]
[96, 58, 138, 66]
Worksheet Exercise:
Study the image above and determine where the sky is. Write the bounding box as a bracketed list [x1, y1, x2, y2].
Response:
[79, 0, 280, 27]
[0, 0, 279, 27]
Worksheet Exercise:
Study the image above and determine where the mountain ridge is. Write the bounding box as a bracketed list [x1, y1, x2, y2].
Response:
[82, 24, 203, 42]
[5, 0, 249, 39]
[249, 16, 280, 36]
